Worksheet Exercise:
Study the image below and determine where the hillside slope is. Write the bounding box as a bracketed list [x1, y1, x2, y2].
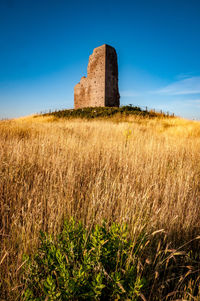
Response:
[41, 105, 174, 119]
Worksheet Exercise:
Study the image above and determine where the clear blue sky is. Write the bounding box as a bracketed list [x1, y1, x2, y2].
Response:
[1, 0, 200, 119]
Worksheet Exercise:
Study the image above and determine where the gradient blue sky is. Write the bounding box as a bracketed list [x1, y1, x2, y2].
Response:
[1, 0, 200, 119]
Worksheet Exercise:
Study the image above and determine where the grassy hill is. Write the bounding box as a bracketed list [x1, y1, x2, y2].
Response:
[42, 105, 174, 119]
[0, 112, 199, 300]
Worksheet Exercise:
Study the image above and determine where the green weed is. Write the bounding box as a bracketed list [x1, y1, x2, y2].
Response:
[22, 219, 146, 300]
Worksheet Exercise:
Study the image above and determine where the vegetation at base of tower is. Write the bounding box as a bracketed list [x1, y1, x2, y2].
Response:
[0, 115, 200, 300]
[41, 105, 173, 119]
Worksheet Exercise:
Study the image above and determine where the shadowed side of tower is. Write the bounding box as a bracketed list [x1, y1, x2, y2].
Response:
[105, 45, 120, 107]
[74, 44, 120, 109]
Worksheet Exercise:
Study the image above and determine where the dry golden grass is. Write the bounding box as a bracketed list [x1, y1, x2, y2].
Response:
[0, 115, 200, 299]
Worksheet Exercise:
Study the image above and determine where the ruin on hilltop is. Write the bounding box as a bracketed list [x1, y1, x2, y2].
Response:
[74, 44, 120, 109]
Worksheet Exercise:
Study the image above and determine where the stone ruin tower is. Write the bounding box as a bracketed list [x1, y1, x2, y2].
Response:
[74, 44, 120, 109]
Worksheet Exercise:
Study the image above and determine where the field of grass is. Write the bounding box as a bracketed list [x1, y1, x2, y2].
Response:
[0, 112, 200, 299]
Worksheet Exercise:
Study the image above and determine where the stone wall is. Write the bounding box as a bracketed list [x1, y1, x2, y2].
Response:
[74, 44, 119, 109]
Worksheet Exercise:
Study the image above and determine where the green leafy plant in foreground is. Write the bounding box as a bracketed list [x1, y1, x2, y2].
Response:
[22, 219, 200, 300]
[22, 219, 147, 300]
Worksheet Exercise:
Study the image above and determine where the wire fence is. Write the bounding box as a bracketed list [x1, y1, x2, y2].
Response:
[121, 104, 175, 117]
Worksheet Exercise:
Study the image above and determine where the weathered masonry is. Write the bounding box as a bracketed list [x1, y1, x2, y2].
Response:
[74, 44, 120, 109]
